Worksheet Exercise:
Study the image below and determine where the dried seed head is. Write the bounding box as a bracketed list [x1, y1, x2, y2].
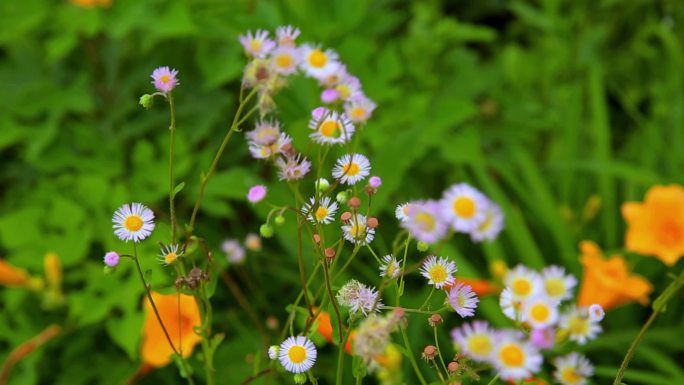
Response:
[428, 313, 443, 327]
[324, 247, 336, 259]
[348, 196, 361, 209]
[422, 345, 437, 361]
[340, 211, 352, 223]
[448, 361, 459, 373]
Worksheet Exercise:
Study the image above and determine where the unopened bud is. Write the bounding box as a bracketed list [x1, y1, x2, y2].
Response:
[324, 248, 336, 259]
[340, 212, 352, 223]
[274, 215, 285, 225]
[260, 224, 274, 238]
[367, 217, 379, 228]
[417, 241, 429, 252]
[336, 191, 348, 204]
[139, 94, 154, 109]
[315, 178, 330, 192]
[348, 196, 361, 209]
[313, 234, 321, 245]
[422, 345, 437, 361]
[293, 373, 307, 384]
[428, 314, 442, 327]
[448, 361, 459, 373]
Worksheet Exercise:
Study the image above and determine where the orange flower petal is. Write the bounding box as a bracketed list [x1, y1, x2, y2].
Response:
[141, 292, 202, 367]
[0, 259, 32, 287]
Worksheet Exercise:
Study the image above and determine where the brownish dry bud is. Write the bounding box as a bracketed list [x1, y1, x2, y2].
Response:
[348, 196, 361, 209]
[367, 217, 379, 228]
[312, 233, 321, 245]
[428, 313, 443, 327]
[422, 345, 437, 361]
[340, 211, 352, 223]
[448, 361, 459, 373]
[324, 248, 336, 259]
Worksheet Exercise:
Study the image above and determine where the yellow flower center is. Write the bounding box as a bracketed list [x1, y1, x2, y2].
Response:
[530, 303, 550, 322]
[164, 252, 178, 265]
[453, 196, 476, 218]
[249, 39, 262, 51]
[160, 74, 170, 84]
[511, 279, 532, 296]
[428, 265, 448, 284]
[308, 49, 328, 68]
[560, 367, 583, 384]
[275, 53, 293, 68]
[320, 120, 341, 138]
[314, 207, 328, 221]
[467, 335, 492, 356]
[499, 344, 525, 367]
[351, 107, 366, 119]
[256, 127, 278, 141]
[350, 223, 365, 238]
[386, 263, 397, 278]
[568, 316, 589, 336]
[124, 215, 143, 232]
[343, 162, 360, 176]
[288, 345, 307, 364]
[545, 278, 566, 298]
[336, 84, 351, 99]
[415, 212, 436, 231]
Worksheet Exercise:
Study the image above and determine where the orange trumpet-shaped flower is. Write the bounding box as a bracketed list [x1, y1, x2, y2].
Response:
[444, 278, 500, 297]
[69, 0, 112, 8]
[0, 259, 32, 288]
[577, 241, 653, 310]
[622, 184, 684, 265]
[141, 292, 202, 367]
[314, 310, 354, 354]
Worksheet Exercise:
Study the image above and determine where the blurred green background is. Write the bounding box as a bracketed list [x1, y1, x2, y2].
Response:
[1, 0, 684, 384]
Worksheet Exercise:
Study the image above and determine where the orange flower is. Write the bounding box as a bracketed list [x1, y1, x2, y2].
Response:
[141, 292, 202, 367]
[444, 278, 499, 297]
[578, 241, 653, 310]
[313, 310, 353, 354]
[69, 0, 112, 7]
[622, 184, 684, 265]
[0, 259, 32, 288]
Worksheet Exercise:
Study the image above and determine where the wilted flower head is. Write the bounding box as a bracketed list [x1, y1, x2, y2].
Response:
[151, 66, 179, 93]
[354, 313, 400, 364]
[276, 154, 311, 181]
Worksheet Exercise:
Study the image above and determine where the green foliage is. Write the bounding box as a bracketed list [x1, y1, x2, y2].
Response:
[1, 0, 684, 384]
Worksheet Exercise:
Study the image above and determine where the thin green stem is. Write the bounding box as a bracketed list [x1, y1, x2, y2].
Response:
[168, 92, 178, 243]
[395, 235, 411, 305]
[335, 326, 352, 385]
[400, 325, 428, 385]
[486, 373, 501, 385]
[419, 287, 435, 311]
[433, 327, 449, 376]
[131, 244, 194, 385]
[613, 266, 684, 385]
[187, 87, 258, 236]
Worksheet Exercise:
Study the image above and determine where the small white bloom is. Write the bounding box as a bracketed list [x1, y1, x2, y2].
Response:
[278, 336, 317, 373]
[112, 202, 155, 242]
[420, 256, 457, 289]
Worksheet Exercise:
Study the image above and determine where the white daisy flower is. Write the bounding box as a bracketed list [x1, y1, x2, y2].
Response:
[342, 213, 375, 245]
[451, 321, 495, 362]
[588, 304, 605, 322]
[299, 44, 340, 80]
[379, 254, 402, 279]
[278, 336, 317, 373]
[309, 110, 355, 145]
[344, 95, 377, 124]
[491, 333, 543, 381]
[521, 296, 559, 330]
[420, 256, 457, 289]
[332, 153, 371, 185]
[499, 287, 524, 321]
[395, 202, 413, 222]
[440, 183, 488, 232]
[248, 133, 292, 159]
[448, 283, 479, 317]
[542, 265, 577, 301]
[334, 74, 362, 101]
[239, 29, 276, 58]
[504, 265, 543, 300]
[401, 200, 449, 244]
[246, 120, 282, 146]
[271, 46, 300, 75]
[469, 200, 504, 242]
[276, 25, 300, 47]
[301, 196, 338, 224]
[112, 202, 155, 242]
[554, 352, 594, 385]
[158, 243, 182, 265]
[560, 306, 602, 345]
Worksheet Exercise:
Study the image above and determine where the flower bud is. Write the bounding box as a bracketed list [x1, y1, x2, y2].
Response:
[340, 212, 352, 223]
[336, 191, 348, 204]
[274, 215, 285, 225]
[293, 373, 307, 384]
[260, 224, 274, 238]
[348, 196, 361, 209]
[315, 178, 330, 192]
[324, 248, 336, 259]
[139, 94, 154, 109]
[268, 345, 280, 360]
[367, 217, 379, 228]
[417, 241, 429, 252]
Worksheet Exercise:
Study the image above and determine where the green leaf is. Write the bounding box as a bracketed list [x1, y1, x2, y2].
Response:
[172, 181, 185, 199]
